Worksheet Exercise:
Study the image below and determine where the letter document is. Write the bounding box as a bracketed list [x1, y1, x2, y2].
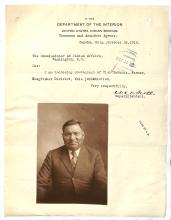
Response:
[5, 5, 169, 216]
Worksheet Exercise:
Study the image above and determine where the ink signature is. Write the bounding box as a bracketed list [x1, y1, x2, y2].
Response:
[113, 89, 155, 98]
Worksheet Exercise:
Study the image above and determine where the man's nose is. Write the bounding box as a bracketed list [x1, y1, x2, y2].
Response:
[70, 133, 75, 140]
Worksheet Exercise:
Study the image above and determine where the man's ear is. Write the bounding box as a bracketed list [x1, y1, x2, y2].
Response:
[82, 131, 85, 139]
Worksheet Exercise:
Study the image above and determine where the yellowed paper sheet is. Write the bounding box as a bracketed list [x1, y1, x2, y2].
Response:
[5, 5, 168, 216]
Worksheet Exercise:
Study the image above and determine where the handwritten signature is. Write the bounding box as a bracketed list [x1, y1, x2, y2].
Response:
[114, 90, 155, 96]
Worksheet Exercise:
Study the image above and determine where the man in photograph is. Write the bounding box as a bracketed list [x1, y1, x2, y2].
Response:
[37, 119, 107, 204]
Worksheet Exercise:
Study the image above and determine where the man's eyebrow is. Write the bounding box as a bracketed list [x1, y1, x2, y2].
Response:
[63, 131, 81, 134]
[65, 131, 80, 133]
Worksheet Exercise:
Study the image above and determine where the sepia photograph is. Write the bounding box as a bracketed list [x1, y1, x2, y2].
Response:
[37, 103, 108, 204]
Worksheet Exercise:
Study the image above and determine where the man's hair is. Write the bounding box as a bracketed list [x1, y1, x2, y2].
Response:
[62, 119, 84, 132]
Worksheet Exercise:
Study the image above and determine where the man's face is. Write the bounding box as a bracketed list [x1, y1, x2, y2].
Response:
[62, 124, 85, 150]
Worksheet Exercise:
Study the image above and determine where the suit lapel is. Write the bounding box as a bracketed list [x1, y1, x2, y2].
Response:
[61, 146, 73, 176]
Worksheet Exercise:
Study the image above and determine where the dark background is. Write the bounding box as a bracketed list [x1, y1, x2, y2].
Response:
[37, 103, 108, 171]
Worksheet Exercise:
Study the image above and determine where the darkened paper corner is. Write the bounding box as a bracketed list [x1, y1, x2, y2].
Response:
[5, 5, 169, 216]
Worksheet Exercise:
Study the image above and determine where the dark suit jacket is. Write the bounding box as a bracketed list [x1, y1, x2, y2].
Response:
[37, 145, 107, 204]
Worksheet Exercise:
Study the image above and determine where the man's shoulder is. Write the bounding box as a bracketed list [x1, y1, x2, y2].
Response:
[48, 145, 100, 157]
[84, 145, 100, 156]
[48, 145, 66, 156]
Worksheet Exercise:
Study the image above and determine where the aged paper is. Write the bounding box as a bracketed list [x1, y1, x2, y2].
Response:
[5, 5, 168, 216]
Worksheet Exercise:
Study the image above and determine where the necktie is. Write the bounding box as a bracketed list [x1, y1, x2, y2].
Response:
[71, 151, 77, 169]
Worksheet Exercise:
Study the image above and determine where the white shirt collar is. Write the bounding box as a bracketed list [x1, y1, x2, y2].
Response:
[68, 148, 81, 160]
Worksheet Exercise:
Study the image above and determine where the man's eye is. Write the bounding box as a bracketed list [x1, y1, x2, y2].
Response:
[74, 132, 80, 136]
[64, 132, 80, 136]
